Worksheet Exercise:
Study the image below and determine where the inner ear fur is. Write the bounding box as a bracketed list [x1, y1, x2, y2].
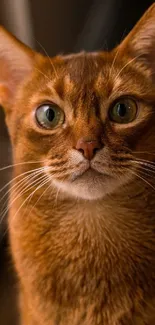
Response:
[118, 4, 155, 75]
[0, 27, 36, 112]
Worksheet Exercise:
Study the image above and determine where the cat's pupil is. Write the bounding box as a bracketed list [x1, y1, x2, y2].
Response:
[46, 108, 55, 122]
[117, 103, 127, 117]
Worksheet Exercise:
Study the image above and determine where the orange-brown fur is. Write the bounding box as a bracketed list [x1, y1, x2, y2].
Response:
[1, 4, 155, 325]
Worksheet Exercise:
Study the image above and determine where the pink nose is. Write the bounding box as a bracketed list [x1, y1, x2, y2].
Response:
[76, 138, 102, 160]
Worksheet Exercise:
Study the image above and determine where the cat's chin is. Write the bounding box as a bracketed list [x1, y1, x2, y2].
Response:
[52, 169, 119, 200]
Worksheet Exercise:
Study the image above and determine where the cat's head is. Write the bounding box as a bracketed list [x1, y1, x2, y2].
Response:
[1, 4, 155, 200]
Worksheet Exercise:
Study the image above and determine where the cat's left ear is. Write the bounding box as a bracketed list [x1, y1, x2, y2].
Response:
[119, 3, 155, 76]
[0, 27, 36, 112]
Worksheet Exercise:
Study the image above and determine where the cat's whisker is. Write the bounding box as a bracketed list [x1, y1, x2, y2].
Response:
[132, 159, 155, 168]
[34, 67, 51, 82]
[0, 169, 50, 224]
[0, 160, 45, 172]
[107, 29, 127, 77]
[108, 47, 120, 81]
[54, 187, 62, 208]
[8, 175, 42, 217]
[46, 168, 71, 179]
[21, 175, 50, 218]
[0, 178, 45, 229]
[0, 167, 47, 214]
[19, 173, 52, 214]
[113, 53, 142, 83]
[133, 151, 155, 155]
[0, 175, 35, 215]
[131, 161, 155, 174]
[26, 179, 52, 218]
[133, 166, 155, 179]
[1, 177, 51, 240]
[0, 166, 46, 198]
[0, 168, 45, 206]
[0, 175, 44, 223]
[129, 169, 155, 192]
[36, 40, 58, 79]
[0, 172, 46, 219]
[0, 168, 45, 219]
[53, 174, 70, 207]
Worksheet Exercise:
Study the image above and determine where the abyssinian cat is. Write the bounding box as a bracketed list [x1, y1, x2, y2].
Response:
[1, 3, 155, 325]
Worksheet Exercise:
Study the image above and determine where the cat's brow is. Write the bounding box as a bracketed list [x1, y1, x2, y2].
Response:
[53, 78, 65, 100]
[51, 75, 75, 101]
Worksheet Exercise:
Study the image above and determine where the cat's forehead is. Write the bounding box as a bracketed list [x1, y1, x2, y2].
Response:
[44, 52, 140, 99]
[62, 52, 106, 80]
[55, 53, 108, 89]
[27, 51, 149, 112]
[46, 52, 111, 101]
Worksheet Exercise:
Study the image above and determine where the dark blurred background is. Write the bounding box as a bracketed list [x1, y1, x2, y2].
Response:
[0, 0, 154, 324]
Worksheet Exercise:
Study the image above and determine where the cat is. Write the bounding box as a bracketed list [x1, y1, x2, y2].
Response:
[1, 3, 155, 325]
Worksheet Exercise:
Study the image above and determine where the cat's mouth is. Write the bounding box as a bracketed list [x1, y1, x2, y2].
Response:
[71, 166, 110, 182]
[52, 162, 116, 200]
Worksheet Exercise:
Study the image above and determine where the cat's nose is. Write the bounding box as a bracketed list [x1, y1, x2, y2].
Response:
[75, 138, 102, 160]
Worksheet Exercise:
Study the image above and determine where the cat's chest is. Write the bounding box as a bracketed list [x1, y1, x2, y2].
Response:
[9, 201, 155, 325]
[10, 202, 121, 295]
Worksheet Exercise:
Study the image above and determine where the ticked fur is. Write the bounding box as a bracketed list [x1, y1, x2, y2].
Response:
[1, 4, 155, 325]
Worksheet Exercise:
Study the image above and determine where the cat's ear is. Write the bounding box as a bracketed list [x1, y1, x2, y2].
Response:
[0, 27, 35, 112]
[119, 3, 155, 76]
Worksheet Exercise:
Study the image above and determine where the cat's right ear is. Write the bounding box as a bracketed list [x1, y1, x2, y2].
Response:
[0, 27, 36, 113]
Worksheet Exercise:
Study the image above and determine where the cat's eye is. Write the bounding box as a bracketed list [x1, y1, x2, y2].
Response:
[109, 98, 137, 124]
[35, 103, 65, 129]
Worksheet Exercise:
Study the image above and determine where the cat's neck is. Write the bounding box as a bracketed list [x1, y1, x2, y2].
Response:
[14, 175, 155, 239]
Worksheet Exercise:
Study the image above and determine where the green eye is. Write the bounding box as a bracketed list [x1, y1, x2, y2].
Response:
[36, 103, 65, 129]
[109, 98, 137, 124]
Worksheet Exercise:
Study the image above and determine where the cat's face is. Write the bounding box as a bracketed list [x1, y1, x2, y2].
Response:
[1, 4, 155, 200]
[7, 52, 155, 200]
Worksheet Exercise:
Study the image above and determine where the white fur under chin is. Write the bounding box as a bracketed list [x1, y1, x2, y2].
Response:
[52, 171, 120, 200]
